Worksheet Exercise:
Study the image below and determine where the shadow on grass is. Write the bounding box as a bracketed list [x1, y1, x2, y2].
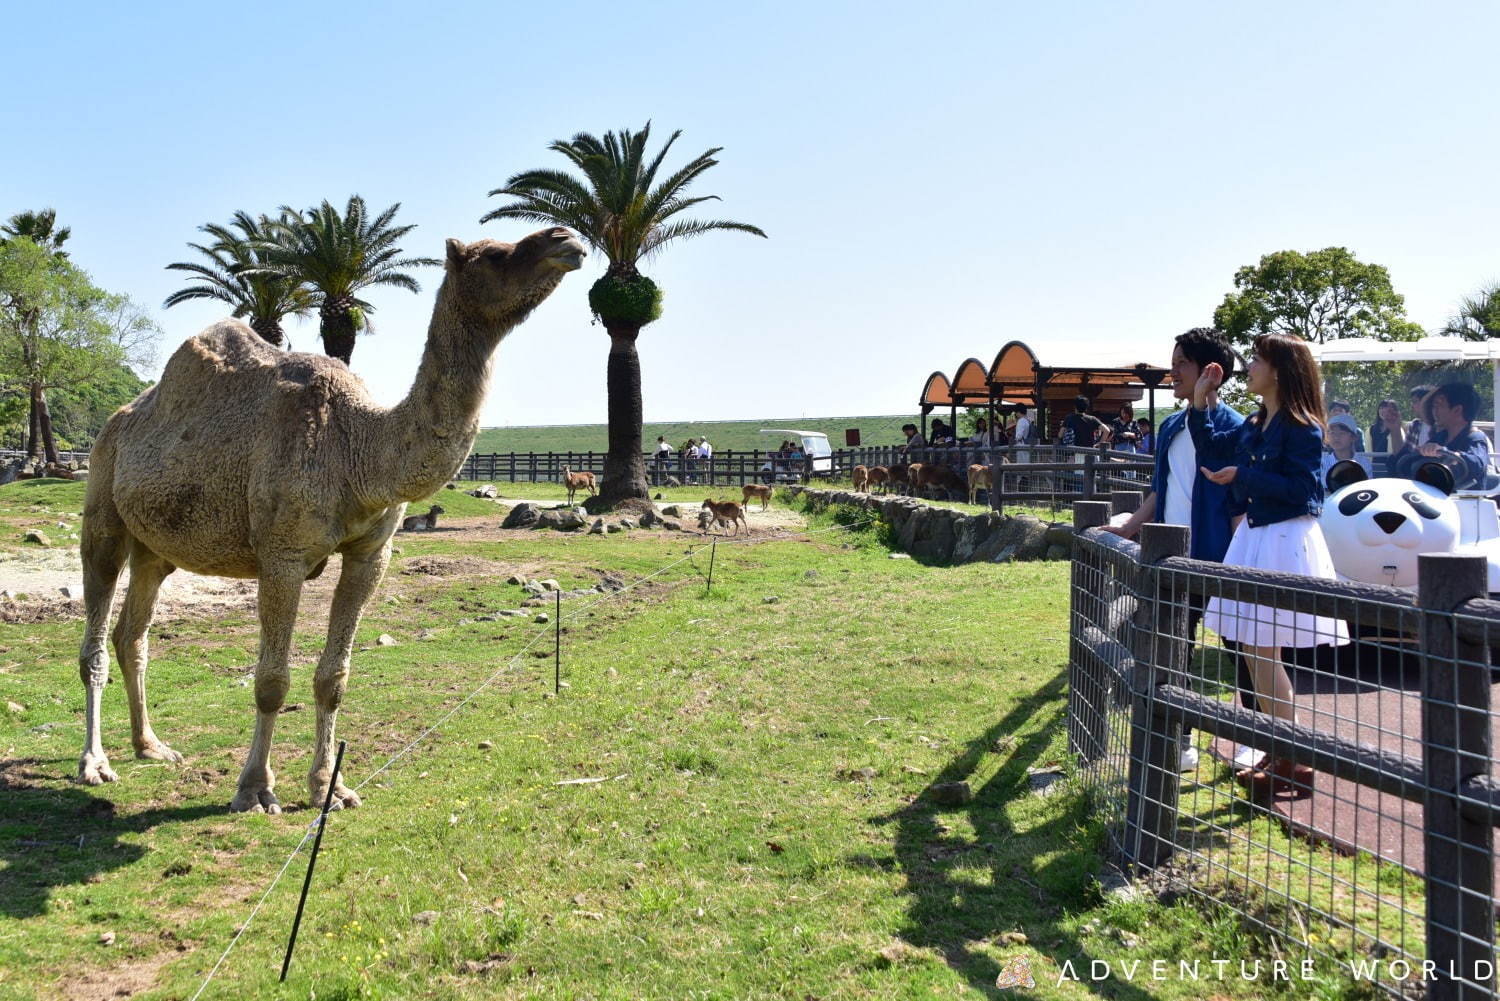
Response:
[0, 758, 225, 919]
[857, 670, 1163, 1001]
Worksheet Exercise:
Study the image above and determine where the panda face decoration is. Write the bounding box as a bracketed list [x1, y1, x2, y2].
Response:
[1319, 461, 1460, 589]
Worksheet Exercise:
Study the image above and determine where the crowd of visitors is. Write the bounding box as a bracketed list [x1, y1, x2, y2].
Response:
[1094, 326, 1499, 799]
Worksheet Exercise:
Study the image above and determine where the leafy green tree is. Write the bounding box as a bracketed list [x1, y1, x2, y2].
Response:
[1442, 285, 1500, 341]
[37, 361, 149, 451]
[164, 211, 314, 348]
[1213, 247, 1423, 349]
[3, 208, 74, 452]
[260, 196, 438, 364]
[483, 122, 766, 503]
[3, 208, 71, 259]
[0, 238, 158, 463]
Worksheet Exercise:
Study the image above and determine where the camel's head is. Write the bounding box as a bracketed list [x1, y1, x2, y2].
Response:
[443, 228, 587, 331]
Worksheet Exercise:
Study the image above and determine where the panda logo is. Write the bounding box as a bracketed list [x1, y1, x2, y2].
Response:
[1319, 460, 1459, 589]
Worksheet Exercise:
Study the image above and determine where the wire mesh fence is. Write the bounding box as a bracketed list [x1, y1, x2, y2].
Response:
[454, 444, 1156, 513]
[1069, 498, 1500, 999]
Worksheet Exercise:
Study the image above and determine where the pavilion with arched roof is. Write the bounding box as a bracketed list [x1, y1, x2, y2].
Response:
[915, 339, 1170, 443]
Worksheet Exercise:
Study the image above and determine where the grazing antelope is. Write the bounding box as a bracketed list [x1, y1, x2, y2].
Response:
[967, 464, 992, 505]
[914, 462, 964, 500]
[562, 467, 597, 505]
[701, 498, 748, 536]
[399, 504, 444, 532]
[742, 483, 773, 510]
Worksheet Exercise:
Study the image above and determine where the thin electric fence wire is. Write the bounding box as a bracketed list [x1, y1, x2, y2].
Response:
[185, 507, 871, 998]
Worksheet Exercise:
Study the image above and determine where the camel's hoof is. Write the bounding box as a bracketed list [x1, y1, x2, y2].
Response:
[230, 786, 282, 815]
[312, 784, 362, 811]
[135, 740, 184, 764]
[77, 755, 118, 786]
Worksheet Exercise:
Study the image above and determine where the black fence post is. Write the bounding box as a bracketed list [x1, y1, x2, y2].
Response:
[1069, 501, 1114, 762]
[1419, 553, 1494, 1001]
[1110, 490, 1142, 518]
[1123, 522, 1191, 871]
[1082, 451, 1097, 500]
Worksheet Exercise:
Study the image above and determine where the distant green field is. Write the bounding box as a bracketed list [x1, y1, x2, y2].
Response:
[471, 415, 921, 454]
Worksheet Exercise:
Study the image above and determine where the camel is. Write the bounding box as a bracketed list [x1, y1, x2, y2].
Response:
[76, 227, 585, 813]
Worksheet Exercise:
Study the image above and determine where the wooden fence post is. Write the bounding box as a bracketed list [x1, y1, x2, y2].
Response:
[1069, 501, 1114, 762]
[1419, 553, 1494, 1001]
[1123, 522, 1191, 870]
[1082, 451, 1097, 500]
[1110, 490, 1143, 518]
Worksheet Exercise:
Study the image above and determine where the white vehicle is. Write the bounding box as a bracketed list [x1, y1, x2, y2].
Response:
[757, 429, 836, 483]
[1312, 338, 1500, 592]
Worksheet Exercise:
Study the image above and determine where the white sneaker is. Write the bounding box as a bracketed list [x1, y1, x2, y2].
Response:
[1232, 745, 1262, 769]
[1177, 745, 1200, 772]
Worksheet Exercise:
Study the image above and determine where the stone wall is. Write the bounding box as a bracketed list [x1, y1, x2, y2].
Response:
[787, 488, 1075, 565]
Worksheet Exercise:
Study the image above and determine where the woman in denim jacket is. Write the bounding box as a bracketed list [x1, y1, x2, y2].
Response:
[1189, 333, 1349, 796]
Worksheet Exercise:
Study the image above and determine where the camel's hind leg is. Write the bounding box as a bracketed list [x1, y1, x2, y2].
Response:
[77, 499, 129, 785]
[309, 525, 397, 809]
[113, 545, 182, 763]
[230, 564, 304, 814]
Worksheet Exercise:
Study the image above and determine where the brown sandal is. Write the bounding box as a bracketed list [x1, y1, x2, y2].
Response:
[1242, 757, 1314, 796]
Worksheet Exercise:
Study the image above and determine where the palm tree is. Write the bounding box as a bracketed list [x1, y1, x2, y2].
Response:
[2, 208, 71, 259]
[1442, 285, 1500, 341]
[261, 196, 438, 364]
[482, 122, 765, 504]
[163, 211, 314, 348]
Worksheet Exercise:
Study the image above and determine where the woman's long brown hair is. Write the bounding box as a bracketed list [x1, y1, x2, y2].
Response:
[1252, 333, 1326, 431]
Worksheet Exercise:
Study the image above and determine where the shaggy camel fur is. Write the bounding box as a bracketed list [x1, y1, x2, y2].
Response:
[701, 498, 748, 536]
[850, 464, 869, 492]
[562, 467, 596, 505]
[77, 228, 585, 812]
[741, 483, 772, 510]
[967, 464, 992, 505]
[399, 504, 444, 532]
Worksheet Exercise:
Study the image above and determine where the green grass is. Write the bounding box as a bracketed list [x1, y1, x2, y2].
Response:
[0, 478, 83, 556]
[471, 415, 920, 455]
[0, 485, 1391, 999]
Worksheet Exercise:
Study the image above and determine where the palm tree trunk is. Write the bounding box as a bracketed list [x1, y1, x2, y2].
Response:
[600, 326, 649, 504]
[249, 317, 285, 348]
[320, 309, 357, 364]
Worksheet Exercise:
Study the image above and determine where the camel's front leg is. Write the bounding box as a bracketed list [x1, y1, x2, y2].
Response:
[309, 536, 394, 809]
[231, 565, 304, 814]
[114, 548, 182, 763]
[77, 515, 128, 786]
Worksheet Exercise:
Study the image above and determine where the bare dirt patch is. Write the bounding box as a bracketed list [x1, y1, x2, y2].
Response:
[58, 951, 173, 1000]
[399, 554, 508, 577]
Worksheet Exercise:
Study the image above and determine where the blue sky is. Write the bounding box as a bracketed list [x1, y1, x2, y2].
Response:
[6, 1, 1497, 427]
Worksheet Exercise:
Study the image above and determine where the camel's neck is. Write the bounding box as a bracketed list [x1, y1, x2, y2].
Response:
[369, 281, 507, 506]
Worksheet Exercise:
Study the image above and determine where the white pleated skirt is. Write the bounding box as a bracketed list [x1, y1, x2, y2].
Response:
[1204, 514, 1350, 649]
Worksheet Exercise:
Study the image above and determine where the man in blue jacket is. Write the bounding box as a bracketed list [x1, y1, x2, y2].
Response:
[1104, 327, 1253, 769]
[1393, 382, 1492, 490]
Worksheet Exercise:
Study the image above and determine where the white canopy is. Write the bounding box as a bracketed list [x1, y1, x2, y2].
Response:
[1310, 336, 1500, 362]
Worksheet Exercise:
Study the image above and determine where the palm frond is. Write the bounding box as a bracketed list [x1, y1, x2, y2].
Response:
[483, 123, 762, 272]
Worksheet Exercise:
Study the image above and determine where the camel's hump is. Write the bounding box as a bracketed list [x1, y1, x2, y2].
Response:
[152, 321, 375, 409]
